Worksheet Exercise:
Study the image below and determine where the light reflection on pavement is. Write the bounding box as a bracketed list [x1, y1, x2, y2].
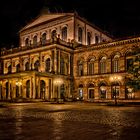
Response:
[0, 103, 140, 140]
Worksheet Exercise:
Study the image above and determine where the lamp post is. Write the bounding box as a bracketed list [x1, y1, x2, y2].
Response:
[53, 78, 63, 103]
[110, 75, 122, 105]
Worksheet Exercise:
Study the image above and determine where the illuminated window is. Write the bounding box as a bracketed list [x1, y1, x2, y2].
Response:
[62, 27, 67, 41]
[78, 27, 83, 43]
[99, 57, 106, 74]
[112, 55, 120, 73]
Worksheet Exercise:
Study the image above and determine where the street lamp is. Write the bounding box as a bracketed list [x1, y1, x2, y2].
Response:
[53, 78, 63, 103]
[109, 75, 122, 105]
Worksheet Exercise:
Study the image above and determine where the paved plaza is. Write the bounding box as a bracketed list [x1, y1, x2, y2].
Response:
[0, 102, 140, 140]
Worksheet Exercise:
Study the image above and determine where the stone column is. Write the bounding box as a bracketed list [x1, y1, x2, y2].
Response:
[38, 78, 40, 99]
[8, 80, 11, 99]
[30, 77, 33, 98]
[32, 75, 36, 99]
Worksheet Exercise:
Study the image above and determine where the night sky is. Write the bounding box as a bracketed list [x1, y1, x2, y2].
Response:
[0, 0, 140, 48]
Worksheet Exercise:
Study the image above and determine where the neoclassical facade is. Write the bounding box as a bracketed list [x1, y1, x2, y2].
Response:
[0, 12, 139, 102]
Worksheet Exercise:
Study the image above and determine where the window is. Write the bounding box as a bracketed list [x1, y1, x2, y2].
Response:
[25, 62, 29, 71]
[99, 57, 106, 74]
[42, 33, 46, 45]
[62, 27, 67, 41]
[60, 58, 65, 75]
[33, 35, 37, 47]
[25, 38, 29, 47]
[78, 61, 84, 76]
[112, 55, 120, 73]
[88, 58, 94, 75]
[34, 60, 40, 71]
[78, 27, 83, 43]
[51, 30, 57, 39]
[126, 58, 133, 71]
[95, 35, 99, 44]
[87, 32, 91, 45]
[45, 58, 50, 72]
[16, 64, 20, 73]
[8, 65, 12, 74]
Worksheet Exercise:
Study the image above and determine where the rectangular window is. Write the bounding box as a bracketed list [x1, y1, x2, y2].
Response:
[126, 58, 133, 71]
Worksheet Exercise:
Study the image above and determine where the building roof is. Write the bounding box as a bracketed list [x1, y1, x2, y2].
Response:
[20, 13, 74, 32]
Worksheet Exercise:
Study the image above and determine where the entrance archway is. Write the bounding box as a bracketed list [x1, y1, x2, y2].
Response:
[88, 83, 94, 99]
[111, 82, 120, 99]
[40, 80, 46, 99]
[26, 80, 30, 98]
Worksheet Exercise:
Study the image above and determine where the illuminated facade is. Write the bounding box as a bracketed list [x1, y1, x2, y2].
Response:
[0, 12, 139, 102]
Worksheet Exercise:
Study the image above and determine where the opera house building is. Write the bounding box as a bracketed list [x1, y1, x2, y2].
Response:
[0, 11, 139, 102]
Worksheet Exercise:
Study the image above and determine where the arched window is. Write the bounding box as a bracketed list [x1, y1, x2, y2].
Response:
[26, 80, 30, 98]
[33, 35, 37, 47]
[42, 33, 46, 45]
[87, 32, 91, 45]
[88, 58, 94, 75]
[25, 62, 30, 71]
[25, 38, 29, 47]
[8, 65, 12, 74]
[99, 56, 107, 74]
[62, 27, 67, 41]
[60, 58, 65, 75]
[95, 35, 99, 44]
[78, 61, 84, 76]
[51, 30, 57, 39]
[16, 64, 20, 73]
[112, 54, 120, 73]
[45, 58, 50, 72]
[34, 60, 40, 71]
[78, 27, 83, 43]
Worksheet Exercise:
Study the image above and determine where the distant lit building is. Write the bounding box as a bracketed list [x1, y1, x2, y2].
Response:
[0, 12, 139, 102]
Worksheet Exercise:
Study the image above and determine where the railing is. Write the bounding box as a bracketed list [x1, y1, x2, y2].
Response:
[0, 38, 74, 56]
